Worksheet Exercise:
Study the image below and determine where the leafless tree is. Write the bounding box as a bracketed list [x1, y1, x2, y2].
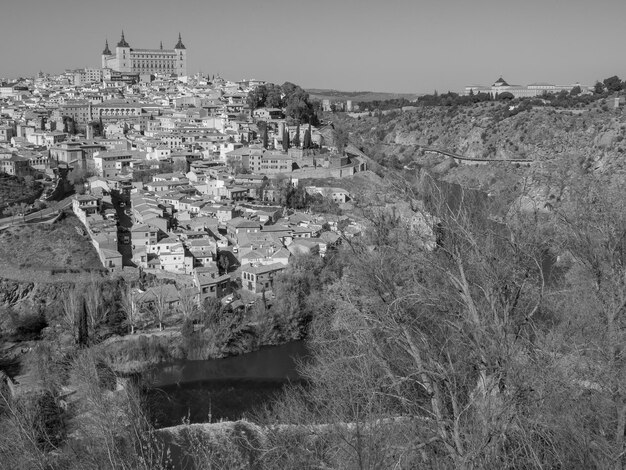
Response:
[267, 176, 564, 469]
[61, 286, 81, 339]
[84, 277, 106, 337]
[0, 390, 57, 470]
[550, 175, 626, 470]
[65, 350, 170, 469]
[178, 287, 198, 321]
[119, 283, 138, 335]
[152, 283, 170, 331]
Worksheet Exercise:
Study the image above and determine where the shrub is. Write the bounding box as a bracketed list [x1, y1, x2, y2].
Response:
[181, 317, 195, 339]
[12, 313, 48, 341]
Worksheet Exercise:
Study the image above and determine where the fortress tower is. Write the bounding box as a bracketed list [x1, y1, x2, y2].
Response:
[101, 32, 188, 77]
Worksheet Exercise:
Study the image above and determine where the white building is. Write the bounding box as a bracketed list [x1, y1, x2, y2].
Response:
[464, 77, 589, 98]
[93, 150, 135, 178]
[101, 32, 187, 77]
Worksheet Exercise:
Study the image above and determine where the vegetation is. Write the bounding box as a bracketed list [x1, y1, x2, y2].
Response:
[0, 172, 43, 217]
[132, 160, 187, 184]
[247, 82, 320, 124]
[13, 163, 620, 468]
[5, 78, 626, 467]
[355, 97, 414, 111]
[0, 349, 169, 470]
[0, 216, 102, 280]
[250, 169, 626, 469]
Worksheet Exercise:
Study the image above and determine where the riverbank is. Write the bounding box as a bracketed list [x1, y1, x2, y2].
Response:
[96, 313, 307, 376]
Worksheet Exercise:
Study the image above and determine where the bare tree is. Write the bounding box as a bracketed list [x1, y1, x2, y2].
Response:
[60, 287, 81, 340]
[201, 297, 222, 329]
[178, 287, 198, 321]
[152, 283, 170, 331]
[84, 277, 106, 337]
[66, 350, 170, 469]
[267, 176, 565, 469]
[0, 390, 59, 470]
[550, 175, 626, 470]
[119, 283, 138, 335]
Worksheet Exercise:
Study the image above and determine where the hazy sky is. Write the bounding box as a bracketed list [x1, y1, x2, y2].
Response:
[1, 0, 626, 93]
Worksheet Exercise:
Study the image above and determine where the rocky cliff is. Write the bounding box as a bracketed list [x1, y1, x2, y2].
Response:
[339, 99, 626, 175]
[0, 278, 73, 310]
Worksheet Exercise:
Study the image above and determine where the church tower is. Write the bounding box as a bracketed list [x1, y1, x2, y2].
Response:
[101, 39, 112, 68]
[115, 31, 131, 73]
[174, 33, 187, 77]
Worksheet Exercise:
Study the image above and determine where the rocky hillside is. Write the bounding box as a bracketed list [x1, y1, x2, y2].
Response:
[321, 97, 626, 212]
[0, 278, 73, 311]
[336, 98, 626, 173]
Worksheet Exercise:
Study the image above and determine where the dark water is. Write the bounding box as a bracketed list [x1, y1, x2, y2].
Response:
[145, 341, 308, 428]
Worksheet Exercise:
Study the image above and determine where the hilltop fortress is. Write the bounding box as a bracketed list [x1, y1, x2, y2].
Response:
[101, 31, 187, 77]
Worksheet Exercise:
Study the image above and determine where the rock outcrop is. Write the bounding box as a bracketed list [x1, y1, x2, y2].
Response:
[0, 278, 73, 311]
[0, 279, 36, 307]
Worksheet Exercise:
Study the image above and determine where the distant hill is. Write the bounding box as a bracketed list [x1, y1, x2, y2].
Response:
[329, 96, 626, 210]
[307, 89, 421, 103]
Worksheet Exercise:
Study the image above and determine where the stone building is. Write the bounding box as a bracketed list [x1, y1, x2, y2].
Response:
[464, 77, 589, 98]
[101, 32, 187, 77]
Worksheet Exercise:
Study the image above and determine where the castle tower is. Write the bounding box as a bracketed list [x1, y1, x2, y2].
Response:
[101, 39, 112, 68]
[116, 31, 131, 73]
[174, 33, 187, 77]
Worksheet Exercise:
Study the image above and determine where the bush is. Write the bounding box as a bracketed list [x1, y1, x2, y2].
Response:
[12, 313, 48, 341]
[181, 317, 195, 339]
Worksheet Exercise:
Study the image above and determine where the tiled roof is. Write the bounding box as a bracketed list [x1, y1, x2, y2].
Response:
[244, 262, 286, 275]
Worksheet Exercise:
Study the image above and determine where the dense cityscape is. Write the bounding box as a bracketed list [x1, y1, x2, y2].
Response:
[4, 14, 626, 469]
[0, 32, 371, 302]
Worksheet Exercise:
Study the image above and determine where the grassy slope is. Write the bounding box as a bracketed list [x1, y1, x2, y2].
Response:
[0, 215, 102, 282]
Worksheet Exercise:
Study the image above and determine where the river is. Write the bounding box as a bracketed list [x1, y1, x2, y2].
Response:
[145, 341, 308, 428]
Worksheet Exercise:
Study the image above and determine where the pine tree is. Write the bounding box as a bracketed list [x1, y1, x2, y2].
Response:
[293, 124, 300, 148]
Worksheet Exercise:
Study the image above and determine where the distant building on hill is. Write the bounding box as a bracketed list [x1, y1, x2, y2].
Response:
[101, 32, 187, 77]
[464, 77, 590, 98]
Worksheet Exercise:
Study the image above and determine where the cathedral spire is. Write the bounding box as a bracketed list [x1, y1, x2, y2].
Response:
[117, 30, 129, 48]
[102, 39, 111, 55]
[175, 33, 186, 50]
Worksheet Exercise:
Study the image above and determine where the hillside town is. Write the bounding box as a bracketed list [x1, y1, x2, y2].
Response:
[0, 33, 372, 313]
[7, 9, 626, 467]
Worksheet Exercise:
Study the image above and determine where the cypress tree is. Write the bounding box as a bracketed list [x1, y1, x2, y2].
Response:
[293, 124, 300, 148]
[303, 122, 312, 149]
[78, 297, 89, 348]
[283, 125, 290, 151]
[263, 124, 268, 149]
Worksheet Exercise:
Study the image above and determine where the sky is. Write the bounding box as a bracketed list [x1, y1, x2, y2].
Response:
[1, 0, 626, 94]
